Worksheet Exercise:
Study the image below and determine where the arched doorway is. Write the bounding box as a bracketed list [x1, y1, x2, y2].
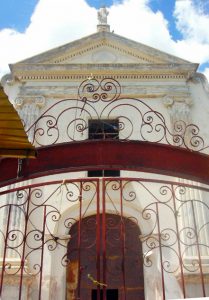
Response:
[66, 214, 144, 300]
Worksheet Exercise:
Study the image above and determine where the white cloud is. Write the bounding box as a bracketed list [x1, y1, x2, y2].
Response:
[0, 0, 97, 76]
[110, 0, 209, 75]
[173, 40, 209, 64]
[0, 29, 26, 75]
[0, 0, 209, 82]
[174, 0, 209, 43]
[27, 0, 97, 45]
[109, 0, 173, 51]
[173, 0, 209, 77]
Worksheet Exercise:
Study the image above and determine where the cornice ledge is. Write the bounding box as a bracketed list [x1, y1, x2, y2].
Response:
[15, 73, 188, 82]
[12, 63, 198, 82]
[187, 72, 209, 94]
[11, 62, 198, 73]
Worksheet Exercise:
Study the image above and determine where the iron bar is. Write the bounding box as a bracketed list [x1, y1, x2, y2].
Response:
[18, 188, 31, 300]
[96, 180, 101, 300]
[102, 178, 107, 300]
[156, 202, 166, 300]
[191, 200, 206, 297]
[0, 205, 12, 297]
[171, 184, 186, 298]
[38, 205, 46, 300]
[120, 180, 127, 300]
[77, 182, 83, 300]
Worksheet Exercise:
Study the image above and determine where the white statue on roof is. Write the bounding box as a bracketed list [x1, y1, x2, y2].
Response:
[97, 6, 109, 25]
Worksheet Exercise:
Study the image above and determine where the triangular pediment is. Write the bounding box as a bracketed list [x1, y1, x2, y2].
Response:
[50, 45, 147, 64]
[15, 31, 191, 66]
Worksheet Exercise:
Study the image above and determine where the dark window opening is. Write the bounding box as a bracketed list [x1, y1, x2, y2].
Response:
[88, 119, 120, 177]
[92, 289, 118, 300]
[88, 169, 120, 177]
[88, 119, 119, 140]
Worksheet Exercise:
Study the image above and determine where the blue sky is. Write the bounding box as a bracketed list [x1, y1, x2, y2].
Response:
[0, 0, 38, 32]
[0, 0, 209, 79]
[0, 0, 180, 38]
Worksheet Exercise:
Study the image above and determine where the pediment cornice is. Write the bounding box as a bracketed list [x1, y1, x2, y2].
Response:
[10, 62, 198, 82]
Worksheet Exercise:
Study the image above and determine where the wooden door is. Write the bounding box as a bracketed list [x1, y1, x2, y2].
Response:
[66, 214, 144, 300]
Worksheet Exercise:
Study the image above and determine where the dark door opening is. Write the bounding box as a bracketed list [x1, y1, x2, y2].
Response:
[92, 289, 118, 300]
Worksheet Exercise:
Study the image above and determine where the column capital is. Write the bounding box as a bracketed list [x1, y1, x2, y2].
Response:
[14, 95, 46, 109]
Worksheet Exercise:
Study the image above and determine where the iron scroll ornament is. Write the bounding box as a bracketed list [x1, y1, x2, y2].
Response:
[1, 178, 209, 298]
[26, 77, 208, 152]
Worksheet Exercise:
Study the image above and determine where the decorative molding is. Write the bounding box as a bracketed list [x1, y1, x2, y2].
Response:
[163, 95, 193, 107]
[177, 272, 209, 283]
[9, 82, 190, 101]
[170, 102, 191, 123]
[14, 96, 46, 141]
[2, 274, 35, 285]
[16, 73, 187, 82]
[163, 95, 174, 107]
[14, 95, 46, 109]
[162, 95, 193, 123]
[0, 258, 32, 276]
[48, 41, 158, 64]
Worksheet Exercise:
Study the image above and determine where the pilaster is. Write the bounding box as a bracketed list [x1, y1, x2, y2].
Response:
[14, 95, 46, 142]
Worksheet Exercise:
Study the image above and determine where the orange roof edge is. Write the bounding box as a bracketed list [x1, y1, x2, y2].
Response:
[0, 85, 36, 159]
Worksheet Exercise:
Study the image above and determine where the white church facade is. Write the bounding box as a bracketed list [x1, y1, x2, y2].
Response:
[1, 8, 209, 300]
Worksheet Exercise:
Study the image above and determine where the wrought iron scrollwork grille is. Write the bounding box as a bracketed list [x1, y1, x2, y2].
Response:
[0, 178, 209, 299]
[25, 78, 208, 152]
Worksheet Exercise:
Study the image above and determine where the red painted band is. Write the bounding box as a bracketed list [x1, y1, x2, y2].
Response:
[0, 140, 208, 187]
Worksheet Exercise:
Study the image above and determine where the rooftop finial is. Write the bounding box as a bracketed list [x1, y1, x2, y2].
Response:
[97, 6, 110, 32]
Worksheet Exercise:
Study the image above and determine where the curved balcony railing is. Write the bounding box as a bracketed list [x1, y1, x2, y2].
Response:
[0, 177, 209, 299]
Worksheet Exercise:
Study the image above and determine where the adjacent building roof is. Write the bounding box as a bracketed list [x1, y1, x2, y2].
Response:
[0, 85, 36, 158]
